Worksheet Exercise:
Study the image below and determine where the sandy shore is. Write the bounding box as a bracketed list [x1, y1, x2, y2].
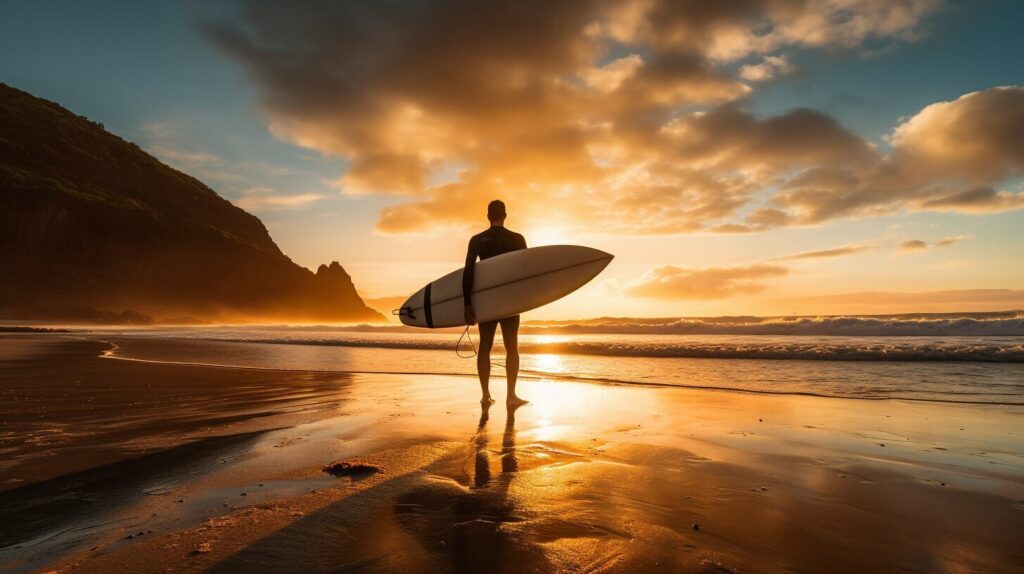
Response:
[1, 336, 1022, 573]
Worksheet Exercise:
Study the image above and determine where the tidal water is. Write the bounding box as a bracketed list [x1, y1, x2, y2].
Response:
[93, 324, 1024, 405]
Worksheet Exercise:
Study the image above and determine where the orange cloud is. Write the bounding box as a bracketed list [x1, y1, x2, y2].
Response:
[773, 88, 1024, 224]
[775, 243, 877, 260]
[919, 186, 1024, 213]
[739, 55, 795, 82]
[198, 1, 1024, 238]
[889, 87, 1024, 182]
[900, 239, 929, 252]
[935, 234, 974, 247]
[234, 187, 324, 211]
[626, 264, 789, 299]
[899, 234, 973, 252]
[611, 0, 942, 61]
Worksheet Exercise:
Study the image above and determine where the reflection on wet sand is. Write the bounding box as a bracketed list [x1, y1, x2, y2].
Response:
[501, 404, 519, 475]
[394, 403, 545, 572]
[471, 402, 521, 489]
[17, 360, 1022, 574]
[472, 404, 491, 488]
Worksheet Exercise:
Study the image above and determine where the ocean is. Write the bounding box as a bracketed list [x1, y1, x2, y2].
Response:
[92, 313, 1024, 406]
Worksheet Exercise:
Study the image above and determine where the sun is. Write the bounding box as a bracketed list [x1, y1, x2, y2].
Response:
[528, 226, 565, 246]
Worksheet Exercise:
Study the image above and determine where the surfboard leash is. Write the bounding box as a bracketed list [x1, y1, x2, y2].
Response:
[456, 325, 478, 358]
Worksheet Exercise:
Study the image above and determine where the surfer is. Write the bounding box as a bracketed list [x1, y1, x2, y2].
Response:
[464, 200, 529, 406]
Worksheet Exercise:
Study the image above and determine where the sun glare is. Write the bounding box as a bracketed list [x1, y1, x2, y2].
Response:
[531, 353, 567, 374]
[529, 226, 566, 246]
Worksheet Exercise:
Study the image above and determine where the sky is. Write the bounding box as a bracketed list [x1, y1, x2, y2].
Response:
[2, 0, 1023, 320]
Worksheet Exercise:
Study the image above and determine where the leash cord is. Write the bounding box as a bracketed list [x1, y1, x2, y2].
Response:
[456, 325, 478, 358]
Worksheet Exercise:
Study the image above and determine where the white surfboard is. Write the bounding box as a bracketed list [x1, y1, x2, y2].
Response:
[397, 245, 613, 328]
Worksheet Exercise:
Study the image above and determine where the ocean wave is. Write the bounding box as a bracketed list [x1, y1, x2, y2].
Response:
[525, 315, 1024, 337]
[531, 341, 1024, 362]
[208, 336, 1024, 362]
[192, 312, 1024, 337]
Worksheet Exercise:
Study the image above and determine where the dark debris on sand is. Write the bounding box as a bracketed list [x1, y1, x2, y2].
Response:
[322, 460, 383, 478]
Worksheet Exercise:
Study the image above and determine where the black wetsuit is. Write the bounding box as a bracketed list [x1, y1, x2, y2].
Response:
[463, 225, 527, 306]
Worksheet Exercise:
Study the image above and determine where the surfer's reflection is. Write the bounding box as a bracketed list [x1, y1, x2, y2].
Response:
[471, 402, 521, 488]
[473, 403, 492, 488]
[392, 402, 547, 571]
[501, 403, 519, 474]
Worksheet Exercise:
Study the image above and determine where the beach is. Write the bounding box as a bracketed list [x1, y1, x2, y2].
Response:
[1, 333, 1023, 573]
[5, 1, 1024, 572]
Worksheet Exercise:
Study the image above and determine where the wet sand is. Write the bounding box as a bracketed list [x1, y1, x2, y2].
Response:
[1, 336, 1022, 573]
[0, 336, 356, 489]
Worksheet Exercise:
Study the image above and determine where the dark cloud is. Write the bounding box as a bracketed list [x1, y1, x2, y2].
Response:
[661, 105, 877, 171]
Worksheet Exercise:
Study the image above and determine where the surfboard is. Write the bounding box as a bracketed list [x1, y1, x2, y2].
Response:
[397, 245, 613, 328]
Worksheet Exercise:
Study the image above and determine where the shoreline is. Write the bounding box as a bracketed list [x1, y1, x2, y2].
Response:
[96, 335, 1024, 407]
[1, 335, 1022, 573]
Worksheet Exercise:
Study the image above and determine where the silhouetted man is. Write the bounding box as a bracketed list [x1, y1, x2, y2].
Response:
[463, 200, 528, 406]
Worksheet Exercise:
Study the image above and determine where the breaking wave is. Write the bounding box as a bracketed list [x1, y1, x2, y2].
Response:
[523, 314, 1024, 337]
[521, 340, 1024, 362]
[98, 312, 1024, 363]
[197, 335, 1024, 362]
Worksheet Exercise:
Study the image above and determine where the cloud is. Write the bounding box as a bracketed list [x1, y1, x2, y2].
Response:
[198, 0, 1024, 237]
[899, 233, 973, 252]
[776, 243, 877, 260]
[611, 0, 942, 61]
[771, 88, 1024, 225]
[900, 239, 929, 252]
[935, 234, 974, 247]
[581, 54, 645, 93]
[234, 187, 324, 211]
[888, 86, 1024, 182]
[626, 264, 789, 299]
[918, 186, 1024, 213]
[739, 55, 795, 82]
[140, 121, 238, 182]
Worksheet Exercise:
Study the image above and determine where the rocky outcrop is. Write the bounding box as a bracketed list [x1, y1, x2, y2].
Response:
[0, 83, 383, 323]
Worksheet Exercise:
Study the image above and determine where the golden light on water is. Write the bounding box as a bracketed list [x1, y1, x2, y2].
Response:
[526, 334, 571, 346]
[532, 353, 567, 373]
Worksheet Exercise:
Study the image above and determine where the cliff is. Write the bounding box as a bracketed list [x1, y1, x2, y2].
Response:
[0, 83, 383, 323]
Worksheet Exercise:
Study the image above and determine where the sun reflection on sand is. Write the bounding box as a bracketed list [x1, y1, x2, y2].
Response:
[528, 379, 582, 442]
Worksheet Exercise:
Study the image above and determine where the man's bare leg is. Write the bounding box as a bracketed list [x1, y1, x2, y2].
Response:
[477, 321, 498, 405]
[500, 315, 528, 405]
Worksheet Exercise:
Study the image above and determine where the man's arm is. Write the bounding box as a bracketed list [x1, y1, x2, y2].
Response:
[462, 237, 478, 323]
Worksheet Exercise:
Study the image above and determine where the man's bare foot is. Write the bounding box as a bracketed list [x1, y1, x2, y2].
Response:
[481, 396, 495, 406]
[506, 396, 529, 407]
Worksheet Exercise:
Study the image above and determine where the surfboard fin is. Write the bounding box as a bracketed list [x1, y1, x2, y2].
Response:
[392, 306, 415, 320]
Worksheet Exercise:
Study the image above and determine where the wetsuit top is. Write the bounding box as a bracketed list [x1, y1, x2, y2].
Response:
[463, 225, 527, 306]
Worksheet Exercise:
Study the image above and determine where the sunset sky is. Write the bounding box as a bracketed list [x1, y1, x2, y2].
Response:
[3, 1, 1022, 319]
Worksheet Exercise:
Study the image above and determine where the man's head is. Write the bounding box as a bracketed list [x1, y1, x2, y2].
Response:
[487, 199, 506, 224]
